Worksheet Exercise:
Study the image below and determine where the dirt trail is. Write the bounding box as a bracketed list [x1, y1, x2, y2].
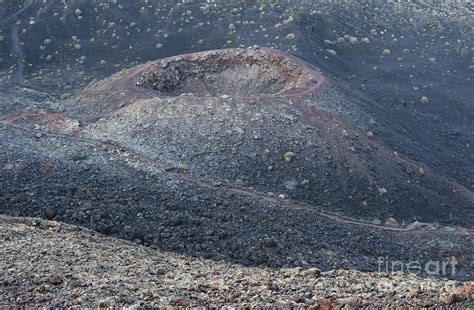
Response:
[2, 119, 473, 235]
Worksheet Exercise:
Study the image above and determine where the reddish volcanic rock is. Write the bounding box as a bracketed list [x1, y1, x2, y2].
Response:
[2, 108, 80, 134]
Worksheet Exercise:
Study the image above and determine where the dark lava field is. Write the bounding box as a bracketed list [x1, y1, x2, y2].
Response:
[0, 0, 472, 285]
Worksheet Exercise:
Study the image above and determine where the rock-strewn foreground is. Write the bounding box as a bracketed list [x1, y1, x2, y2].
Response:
[1, 215, 472, 308]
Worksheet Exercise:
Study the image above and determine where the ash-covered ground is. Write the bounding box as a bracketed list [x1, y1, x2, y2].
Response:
[0, 0, 473, 307]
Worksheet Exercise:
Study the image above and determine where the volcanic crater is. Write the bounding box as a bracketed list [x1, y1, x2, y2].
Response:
[64, 48, 325, 118]
[134, 48, 321, 97]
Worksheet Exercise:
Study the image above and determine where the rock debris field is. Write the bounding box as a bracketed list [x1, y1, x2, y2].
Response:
[1, 216, 473, 307]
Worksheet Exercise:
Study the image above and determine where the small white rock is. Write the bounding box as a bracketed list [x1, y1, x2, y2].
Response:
[420, 96, 429, 104]
[348, 36, 358, 44]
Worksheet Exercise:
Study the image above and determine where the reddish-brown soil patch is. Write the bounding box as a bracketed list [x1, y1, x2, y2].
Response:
[2, 108, 80, 134]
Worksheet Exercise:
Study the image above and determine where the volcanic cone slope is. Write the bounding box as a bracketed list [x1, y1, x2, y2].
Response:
[65, 48, 473, 227]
